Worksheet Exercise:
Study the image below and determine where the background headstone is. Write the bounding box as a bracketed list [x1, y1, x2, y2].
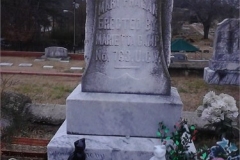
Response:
[45, 47, 68, 58]
[204, 18, 240, 85]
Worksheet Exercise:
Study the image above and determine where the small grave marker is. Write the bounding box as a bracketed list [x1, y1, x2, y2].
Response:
[45, 47, 68, 58]
[43, 65, 54, 69]
[34, 59, 45, 62]
[60, 60, 70, 63]
[0, 62, 13, 66]
[70, 67, 83, 70]
[19, 63, 33, 67]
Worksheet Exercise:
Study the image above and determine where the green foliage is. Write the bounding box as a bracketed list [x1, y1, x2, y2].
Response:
[157, 119, 197, 160]
[51, 85, 73, 100]
[178, 87, 188, 93]
[1, 92, 32, 143]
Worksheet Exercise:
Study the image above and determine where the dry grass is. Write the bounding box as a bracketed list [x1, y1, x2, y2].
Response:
[1, 74, 80, 104]
[1, 57, 239, 111]
[171, 74, 239, 111]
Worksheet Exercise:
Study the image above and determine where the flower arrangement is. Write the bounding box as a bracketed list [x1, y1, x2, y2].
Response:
[157, 119, 197, 160]
[197, 138, 239, 160]
[197, 91, 239, 138]
[156, 118, 240, 160]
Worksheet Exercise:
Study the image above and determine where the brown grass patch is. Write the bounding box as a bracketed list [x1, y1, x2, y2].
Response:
[1, 57, 239, 111]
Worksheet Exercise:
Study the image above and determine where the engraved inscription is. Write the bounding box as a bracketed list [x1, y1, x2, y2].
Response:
[95, 0, 160, 68]
[114, 50, 159, 63]
[98, 18, 140, 30]
[96, 49, 109, 62]
[98, 0, 157, 16]
[86, 152, 105, 159]
[96, 49, 160, 63]
[96, 34, 159, 47]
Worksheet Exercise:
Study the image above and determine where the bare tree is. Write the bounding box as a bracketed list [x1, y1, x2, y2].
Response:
[182, 0, 239, 39]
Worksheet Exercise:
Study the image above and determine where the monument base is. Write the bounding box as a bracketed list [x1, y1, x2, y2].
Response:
[204, 67, 240, 85]
[66, 84, 183, 137]
[47, 121, 161, 160]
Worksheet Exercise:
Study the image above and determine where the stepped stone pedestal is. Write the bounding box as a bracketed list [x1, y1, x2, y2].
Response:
[47, 0, 183, 159]
[204, 18, 240, 85]
[48, 84, 182, 160]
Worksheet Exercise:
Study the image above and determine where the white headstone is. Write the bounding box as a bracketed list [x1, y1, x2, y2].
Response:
[82, 0, 173, 95]
[19, 63, 33, 67]
[0, 62, 13, 66]
[43, 65, 54, 69]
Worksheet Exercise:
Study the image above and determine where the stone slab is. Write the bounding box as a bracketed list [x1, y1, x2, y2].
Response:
[0, 62, 13, 66]
[70, 67, 83, 70]
[34, 59, 45, 62]
[60, 60, 70, 63]
[212, 19, 240, 61]
[45, 46, 68, 58]
[82, 0, 173, 95]
[209, 60, 240, 71]
[18, 63, 33, 67]
[43, 65, 54, 69]
[47, 121, 160, 160]
[204, 67, 240, 85]
[66, 84, 183, 137]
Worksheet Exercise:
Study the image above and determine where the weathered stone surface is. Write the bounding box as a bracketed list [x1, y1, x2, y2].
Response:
[29, 104, 66, 125]
[1, 92, 32, 137]
[211, 19, 240, 64]
[204, 18, 240, 85]
[0, 62, 13, 66]
[82, 0, 173, 95]
[48, 121, 160, 160]
[204, 67, 240, 85]
[45, 47, 68, 58]
[19, 63, 33, 67]
[70, 67, 83, 70]
[66, 84, 182, 137]
[43, 65, 54, 69]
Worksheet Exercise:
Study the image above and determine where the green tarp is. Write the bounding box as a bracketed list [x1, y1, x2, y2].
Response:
[171, 39, 200, 52]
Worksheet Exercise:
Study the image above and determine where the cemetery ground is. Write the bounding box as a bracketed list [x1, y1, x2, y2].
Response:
[1, 56, 239, 159]
[1, 56, 239, 109]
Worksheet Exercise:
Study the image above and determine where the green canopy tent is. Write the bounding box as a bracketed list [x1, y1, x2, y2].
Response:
[171, 39, 200, 52]
[171, 39, 200, 59]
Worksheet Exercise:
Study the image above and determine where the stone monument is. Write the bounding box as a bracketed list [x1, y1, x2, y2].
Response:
[48, 1, 183, 159]
[204, 18, 240, 85]
[44, 46, 68, 59]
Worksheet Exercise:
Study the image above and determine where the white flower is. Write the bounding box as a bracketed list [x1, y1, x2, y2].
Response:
[201, 108, 211, 121]
[212, 117, 221, 123]
[199, 91, 238, 125]
[196, 105, 204, 117]
[220, 93, 237, 109]
[211, 102, 223, 109]
[211, 108, 220, 116]
[203, 91, 215, 105]
[233, 112, 239, 118]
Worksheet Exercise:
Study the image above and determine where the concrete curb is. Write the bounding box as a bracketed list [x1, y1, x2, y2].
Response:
[0, 71, 82, 77]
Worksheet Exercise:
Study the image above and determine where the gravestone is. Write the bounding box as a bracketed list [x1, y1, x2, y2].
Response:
[19, 63, 32, 67]
[48, 1, 183, 159]
[204, 19, 240, 85]
[44, 46, 68, 58]
[0, 62, 13, 66]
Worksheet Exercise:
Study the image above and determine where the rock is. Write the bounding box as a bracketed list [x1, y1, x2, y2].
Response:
[1, 92, 32, 137]
[28, 104, 65, 125]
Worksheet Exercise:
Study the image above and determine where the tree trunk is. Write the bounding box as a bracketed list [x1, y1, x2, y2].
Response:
[203, 24, 210, 39]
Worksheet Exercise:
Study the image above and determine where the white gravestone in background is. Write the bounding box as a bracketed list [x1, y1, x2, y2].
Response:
[83, 0, 173, 95]
[45, 46, 68, 58]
